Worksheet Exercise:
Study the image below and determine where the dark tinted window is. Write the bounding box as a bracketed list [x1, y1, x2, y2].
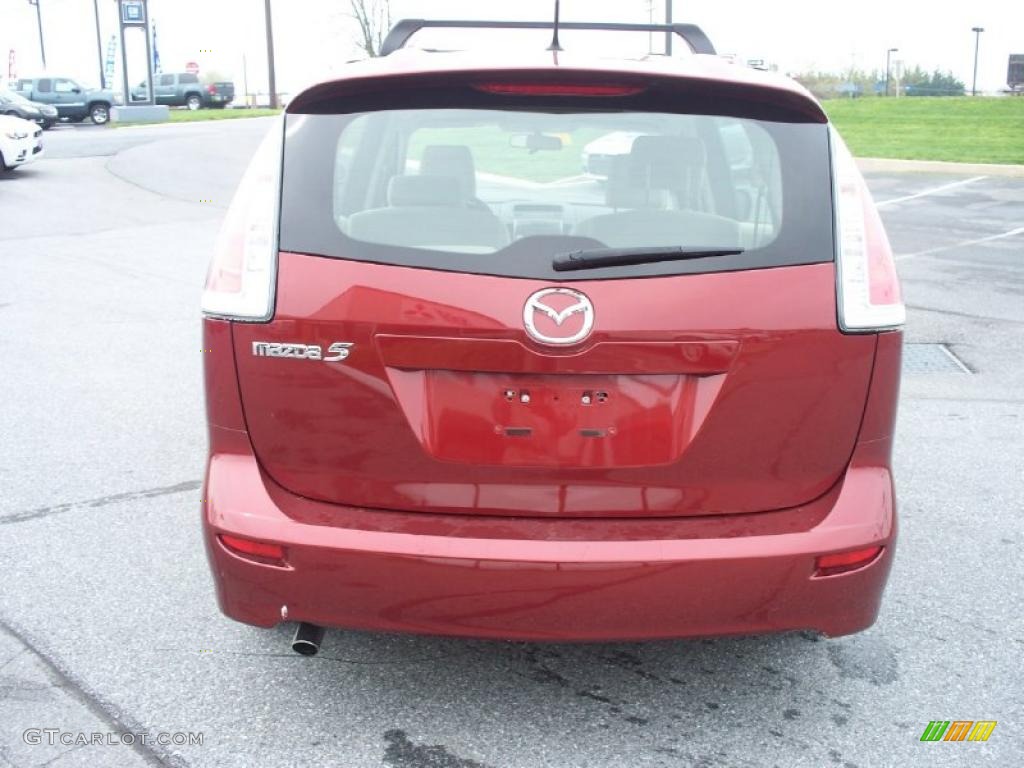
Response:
[160, 74, 175, 86]
[179, 74, 199, 84]
[36, 79, 52, 93]
[281, 94, 833, 281]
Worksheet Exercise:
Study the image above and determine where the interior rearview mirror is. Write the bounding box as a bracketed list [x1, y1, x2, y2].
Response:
[509, 133, 564, 152]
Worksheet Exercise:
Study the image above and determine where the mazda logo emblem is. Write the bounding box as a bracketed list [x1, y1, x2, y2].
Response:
[523, 287, 595, 346]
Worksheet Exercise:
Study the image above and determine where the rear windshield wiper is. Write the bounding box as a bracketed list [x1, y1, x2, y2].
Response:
[552, 246, 745, 272]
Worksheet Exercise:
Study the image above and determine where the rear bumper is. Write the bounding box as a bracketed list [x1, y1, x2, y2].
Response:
[203, 428, 896, 641]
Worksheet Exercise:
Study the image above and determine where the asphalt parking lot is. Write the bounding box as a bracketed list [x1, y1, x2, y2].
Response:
[1, 119, 1022, 768]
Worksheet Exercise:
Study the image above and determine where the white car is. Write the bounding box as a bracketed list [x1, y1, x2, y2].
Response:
[0, 114, 44, 172]
[581, 131, 644, 177]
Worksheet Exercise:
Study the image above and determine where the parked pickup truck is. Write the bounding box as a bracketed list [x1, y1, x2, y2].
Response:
[10, 77, 117, 124]
[131, 73, 235, 110]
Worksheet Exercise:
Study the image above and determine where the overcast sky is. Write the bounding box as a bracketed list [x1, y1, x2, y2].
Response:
[1, 0, 1021, 96]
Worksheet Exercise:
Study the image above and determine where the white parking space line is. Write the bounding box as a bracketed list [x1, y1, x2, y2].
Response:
[939, 344, 974, 374]
[876, 175, 987, 207]
[897, 225, 1024, 260]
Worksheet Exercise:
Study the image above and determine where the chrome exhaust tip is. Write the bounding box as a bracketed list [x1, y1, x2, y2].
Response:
[291, 623, 326, 656]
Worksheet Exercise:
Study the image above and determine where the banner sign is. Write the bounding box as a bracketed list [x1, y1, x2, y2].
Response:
[152, 22, 161, 73]
[105, 36, 118, 87]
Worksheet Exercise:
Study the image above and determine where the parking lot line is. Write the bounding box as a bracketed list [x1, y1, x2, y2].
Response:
[876, 176, 987, 207]
[897, 225, 1024, 260]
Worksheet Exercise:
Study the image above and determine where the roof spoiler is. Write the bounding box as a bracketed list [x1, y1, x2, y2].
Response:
[380, 19, 717, 57]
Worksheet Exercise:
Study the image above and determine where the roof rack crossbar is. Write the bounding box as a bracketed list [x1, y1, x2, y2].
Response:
[380, 19, 716, 57]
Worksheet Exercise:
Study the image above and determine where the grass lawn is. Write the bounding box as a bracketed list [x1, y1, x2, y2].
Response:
[825, 97, 1024, 165]
[166, 108, 281, 123]
[112, 108, 281, 126]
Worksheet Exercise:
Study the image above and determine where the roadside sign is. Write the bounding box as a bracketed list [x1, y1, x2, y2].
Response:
[185, 61, 200, 75]
[121, 0, 146, 26]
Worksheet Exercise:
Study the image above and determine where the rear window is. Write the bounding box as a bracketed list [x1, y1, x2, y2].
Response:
[280, 85, 833, 280]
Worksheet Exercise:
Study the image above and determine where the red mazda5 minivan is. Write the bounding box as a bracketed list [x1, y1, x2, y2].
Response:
[200, 20, 903, 655]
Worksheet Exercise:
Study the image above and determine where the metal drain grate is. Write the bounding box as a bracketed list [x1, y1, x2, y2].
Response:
[902, 343, 971, 374]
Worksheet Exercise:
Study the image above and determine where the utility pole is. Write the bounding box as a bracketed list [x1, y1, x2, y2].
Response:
[242, 52, 250, 108]
[264, 0, 278, 108]
[665, 0, 673, 56]
[971, 27, 984, 96]
[28, 0, 46, 70]
[93, 0, 105, 88]
[885, 47, 898, 96]
[646, 0, 653, 54]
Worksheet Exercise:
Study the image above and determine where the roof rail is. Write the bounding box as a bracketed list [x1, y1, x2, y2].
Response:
[380, 19, 717, 57]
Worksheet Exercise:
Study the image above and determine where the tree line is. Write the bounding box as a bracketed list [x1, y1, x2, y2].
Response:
[792, 66, 966, 99]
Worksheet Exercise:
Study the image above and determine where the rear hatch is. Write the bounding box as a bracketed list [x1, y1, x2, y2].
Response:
[232, 68, 875, 518]
[211, 82, 235, 101]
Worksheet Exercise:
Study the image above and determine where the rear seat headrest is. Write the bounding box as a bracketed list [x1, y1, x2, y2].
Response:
[630, 135, 705, 166]
[606, 135, 706, 208]
[627, 135, 705, 187]
[387, 174, 462, 207]
[421, 145, 477, 198]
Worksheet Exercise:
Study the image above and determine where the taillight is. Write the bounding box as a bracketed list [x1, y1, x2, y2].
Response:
[218, 534, 288, 566]
[831, 129, 905, 332]
[813, 545, 883, 577]
[472, 82, 645, 97]
[201, 117, 282, 321]
[207, 84, 216, 94]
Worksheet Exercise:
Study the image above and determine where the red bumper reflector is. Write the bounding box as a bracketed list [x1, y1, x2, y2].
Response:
[814, 546, 883, 577]
[218, 534, 287, 566]
[472, 82, 646, 97]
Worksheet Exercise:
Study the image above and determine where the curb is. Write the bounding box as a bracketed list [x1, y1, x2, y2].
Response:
[857, 157, 1024, 177]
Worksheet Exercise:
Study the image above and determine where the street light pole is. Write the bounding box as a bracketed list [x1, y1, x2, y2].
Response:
[971, 27, 984, 96]
[646, 0, 653, 55]
[263, 0, 278, 109]
[93, 0, 105, 88]
[665, 0, 673, 56]
[28, 0, 46, 70]
[885, 48, 898, 96]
